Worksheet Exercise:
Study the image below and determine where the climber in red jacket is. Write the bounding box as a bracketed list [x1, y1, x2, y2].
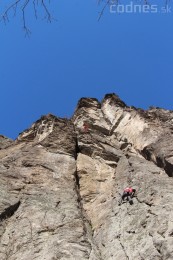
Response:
[121, 187, 136, 205]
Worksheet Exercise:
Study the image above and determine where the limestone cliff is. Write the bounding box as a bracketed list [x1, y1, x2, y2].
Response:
[0, 94, 173, 260]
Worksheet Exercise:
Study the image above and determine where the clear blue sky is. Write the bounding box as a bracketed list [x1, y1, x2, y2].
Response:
[1, 1, 173, 139]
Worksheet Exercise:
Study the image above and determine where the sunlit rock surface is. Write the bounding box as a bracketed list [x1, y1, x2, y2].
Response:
[0, 94, 173, 260]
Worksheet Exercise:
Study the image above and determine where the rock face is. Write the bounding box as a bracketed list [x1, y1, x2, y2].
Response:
[0, 135, 13, 150]
[0, 94, 173, 260]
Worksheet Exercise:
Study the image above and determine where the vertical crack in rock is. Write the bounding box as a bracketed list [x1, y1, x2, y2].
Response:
[74, 170, 103, 259]
[74, 170, 80, 189]
[73, 140, 103, 260]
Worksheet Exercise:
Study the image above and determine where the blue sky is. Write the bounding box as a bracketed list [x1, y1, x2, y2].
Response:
[0, 1, 173, 139]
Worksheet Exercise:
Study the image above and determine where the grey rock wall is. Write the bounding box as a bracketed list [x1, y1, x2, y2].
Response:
[0, 94, 173, 259]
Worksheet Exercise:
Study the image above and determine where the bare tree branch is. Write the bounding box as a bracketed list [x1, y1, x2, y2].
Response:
[98, 0, 111, 21]
[22, 0, 31, 36]
[0, 0, 53, 35]
[41, 0, 52, 22]
[33, 0, 38, 19]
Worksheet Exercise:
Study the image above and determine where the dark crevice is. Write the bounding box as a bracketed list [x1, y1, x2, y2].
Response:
[55, 201, 61, 207]
[0, 201, 20, 222]
[40, 164, 54, 172]
[74, 171, 80, 189]
[168, 231, 173, 237]
[163, 160, 173, 177]
[156, 248, 161, 254]
[74, 138, 81, 189]
[141, 147, 173, 177]
[22, 161, 33, 167]
[120, 143, 130, 150]
[109, 113, 125, 136]
[75, 138, 81, 160]
[100, 108, 113, 127]
[147, 209, 158, 217]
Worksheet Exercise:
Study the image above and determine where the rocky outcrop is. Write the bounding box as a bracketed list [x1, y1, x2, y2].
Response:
[0, 135, 13, 150]
[0, 93, 173, 259]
